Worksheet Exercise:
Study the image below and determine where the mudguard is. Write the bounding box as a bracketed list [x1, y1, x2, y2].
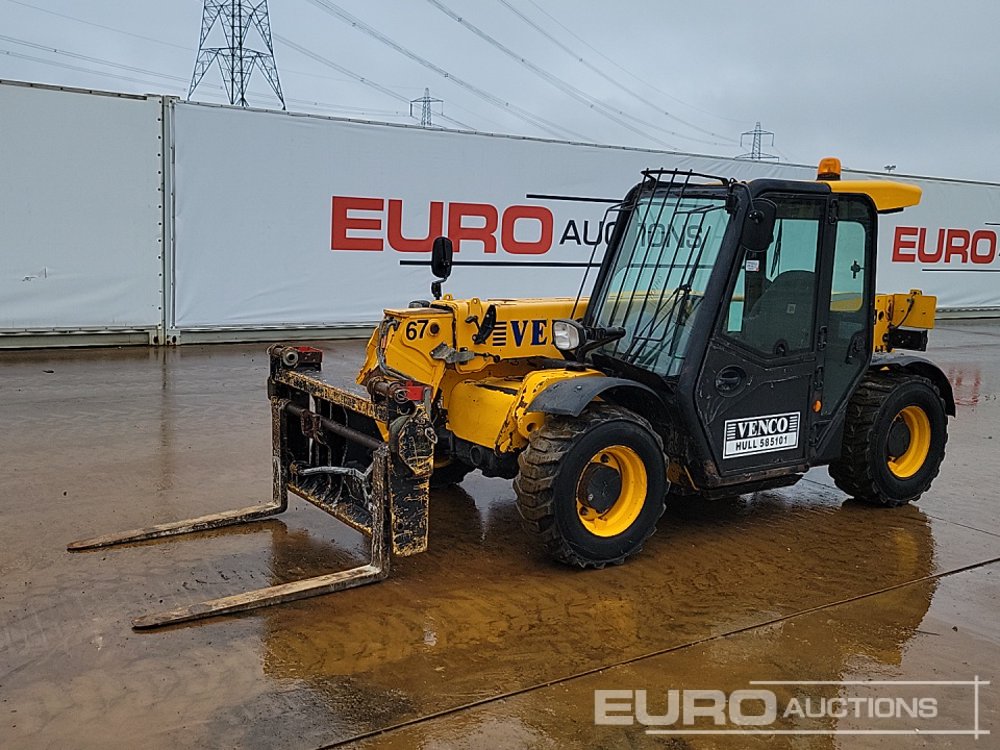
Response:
[527, 376, 663, 418]
[871, 352, 956, 416]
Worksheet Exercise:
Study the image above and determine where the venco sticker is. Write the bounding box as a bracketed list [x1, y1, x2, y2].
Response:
[724, 412, 800, 458]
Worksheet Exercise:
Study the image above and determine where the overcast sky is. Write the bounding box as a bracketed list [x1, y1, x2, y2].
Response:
[1, 0, 996, 182]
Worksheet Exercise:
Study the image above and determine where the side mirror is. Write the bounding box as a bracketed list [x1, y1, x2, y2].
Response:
[431, 236, 453, 280]
[741, 199, 777, 252]
[430, 236, 453, 301]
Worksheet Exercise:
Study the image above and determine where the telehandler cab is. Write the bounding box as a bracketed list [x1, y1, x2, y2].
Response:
[71, 158, 952, 628]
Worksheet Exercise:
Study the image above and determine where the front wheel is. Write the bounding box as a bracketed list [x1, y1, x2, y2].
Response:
[514, 404, 667, 568]
[829, 371, 948, 507]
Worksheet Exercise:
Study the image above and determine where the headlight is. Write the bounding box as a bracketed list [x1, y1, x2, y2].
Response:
[552, 319, 583, 351]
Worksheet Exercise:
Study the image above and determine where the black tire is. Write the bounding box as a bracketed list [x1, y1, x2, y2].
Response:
[430, 460, 474, 489]
[514, 404, 667, 568]
[829, 371, 948, 507]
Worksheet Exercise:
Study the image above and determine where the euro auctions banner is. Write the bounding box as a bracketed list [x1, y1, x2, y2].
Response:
[172, 102, 1000, 329]
[878, 179, 1000, 303]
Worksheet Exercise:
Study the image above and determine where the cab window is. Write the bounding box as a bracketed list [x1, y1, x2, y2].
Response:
[723, 197, 825, 356]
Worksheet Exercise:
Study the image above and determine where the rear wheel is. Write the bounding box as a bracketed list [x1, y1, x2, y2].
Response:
[514, 404, 666, 568]
[829, 371, 948, 507]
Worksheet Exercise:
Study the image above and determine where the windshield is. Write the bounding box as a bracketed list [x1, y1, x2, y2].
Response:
[587, 190, 730, 377]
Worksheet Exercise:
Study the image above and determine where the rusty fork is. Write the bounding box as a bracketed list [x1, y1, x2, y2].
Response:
[67, 398, 391, 630]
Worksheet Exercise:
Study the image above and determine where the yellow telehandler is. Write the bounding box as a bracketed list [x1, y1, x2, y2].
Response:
[71, 158, 952, 628]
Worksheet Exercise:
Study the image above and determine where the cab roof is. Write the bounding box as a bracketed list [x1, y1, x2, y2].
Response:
[741, 176, 922, 214]
[824, 179, 922, 213]
[812, 156, 922, 212]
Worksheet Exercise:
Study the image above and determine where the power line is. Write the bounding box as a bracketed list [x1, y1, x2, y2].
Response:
[9, 0, 656, 145]
[440, 96, 509, 131]
[0, 48, 271, 110]
[521, 0, 745, 126]
[772, 146, 793, 162]
[4, 0, 721, 144]
[294, 102, 409, 116]
[3, 0, 741, 141]
[2, 0, 192, 51]
[275, 34, 477, 130]
[299, 0, 582, 139]
[0, 33, 408, 117]
[0, 48, 298, 111]
[298, 0, 590, 142]
[423, 0, 677, 149]
[189, 0, 284, 108]
[0, 33, 192, 83]
[0, 48, 188, 90]
[493, 0, 735, 146]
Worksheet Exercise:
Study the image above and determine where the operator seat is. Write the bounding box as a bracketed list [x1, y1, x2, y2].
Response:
[740, 270, 815, 354]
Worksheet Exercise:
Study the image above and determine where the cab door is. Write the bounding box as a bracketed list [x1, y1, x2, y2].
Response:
[695, 193, 832, 477]
[810, 196, 877, 459]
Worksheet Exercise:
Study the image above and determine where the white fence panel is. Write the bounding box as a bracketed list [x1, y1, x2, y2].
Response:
[0, 82, 164, 334]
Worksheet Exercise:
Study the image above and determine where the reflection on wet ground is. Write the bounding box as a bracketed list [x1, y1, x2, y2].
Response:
[1, 321, 998, 749]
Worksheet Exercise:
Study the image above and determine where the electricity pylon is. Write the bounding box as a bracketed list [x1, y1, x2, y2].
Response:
[737, 121, 778, 161]
[189, 0, 285, 109]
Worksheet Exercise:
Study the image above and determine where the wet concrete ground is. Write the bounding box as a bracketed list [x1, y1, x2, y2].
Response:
[1, 322, 998, 749]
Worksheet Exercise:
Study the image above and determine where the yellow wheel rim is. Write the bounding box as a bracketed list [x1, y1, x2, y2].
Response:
[887, 405, 931, 479]
[575, 445, 648, 537]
